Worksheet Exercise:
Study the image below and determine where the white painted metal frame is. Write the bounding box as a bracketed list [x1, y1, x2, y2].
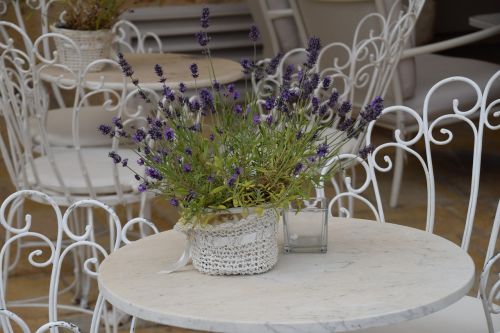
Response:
[0, 21, 155, 320]
[0, 189, 160, 333]
[319, 70, 500, 253]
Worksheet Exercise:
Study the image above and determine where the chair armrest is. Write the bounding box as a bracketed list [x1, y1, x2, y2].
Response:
[401, 24, 500, 59]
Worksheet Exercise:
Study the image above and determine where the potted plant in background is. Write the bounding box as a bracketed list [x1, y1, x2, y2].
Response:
[99, 7, 381, 275]
[51, 0, 127, 71]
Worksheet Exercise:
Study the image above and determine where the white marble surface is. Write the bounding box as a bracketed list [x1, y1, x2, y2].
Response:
[98, 218, 475, 333]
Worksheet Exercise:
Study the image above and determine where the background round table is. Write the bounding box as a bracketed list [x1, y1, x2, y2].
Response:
[98, 219, 474, 333]
[39, 53, 244, 90]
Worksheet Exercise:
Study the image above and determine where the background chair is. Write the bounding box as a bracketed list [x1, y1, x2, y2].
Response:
[318, 70, 500, 331]
[0, 21, 154, 306]
[247, 0, 500, 209]
[0, 0, 164, 149]
[0, 189, 160, 333]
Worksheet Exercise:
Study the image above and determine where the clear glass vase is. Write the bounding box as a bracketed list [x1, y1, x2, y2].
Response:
[283, 197, 328, 253]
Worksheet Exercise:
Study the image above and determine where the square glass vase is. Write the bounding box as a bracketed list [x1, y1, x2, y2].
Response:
[283, 197, 328, 253]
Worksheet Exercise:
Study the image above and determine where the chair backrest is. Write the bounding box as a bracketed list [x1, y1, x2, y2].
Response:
[0, 21, 152, 204]
[250, 0, 424, 106]
[480, 199, 500, 333]
[251, 0, 423, 118]
[0, 189, 159, 333]
[320, 70, 500, 252]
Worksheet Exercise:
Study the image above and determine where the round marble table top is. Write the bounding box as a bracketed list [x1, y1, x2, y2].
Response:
[39, 53, 244, 90]
[98, 218, 475, 333]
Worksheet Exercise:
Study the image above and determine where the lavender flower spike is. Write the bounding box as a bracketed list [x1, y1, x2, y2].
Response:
[248, 25, 260, 42]
[190, 63, 199, 78]
[195, 31, 210, 47]
[359, 144, 375, 160]
[117, 52, 134, 77]
[200, 7, 210, 29]
[305, 36, 321, 69]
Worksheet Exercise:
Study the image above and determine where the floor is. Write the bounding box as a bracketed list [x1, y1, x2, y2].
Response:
[1, 44, 500, 333]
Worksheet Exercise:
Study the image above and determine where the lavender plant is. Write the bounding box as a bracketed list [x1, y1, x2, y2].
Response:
[100, 7, 382, 223]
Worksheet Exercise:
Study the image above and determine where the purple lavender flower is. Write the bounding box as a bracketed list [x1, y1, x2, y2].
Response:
[144, 145, 151, 155]
[195, 31, 210, 47]
[190, 63, 199, 78]
[360, 96, 384, 122]
[189, 100, 201, 112]
[148, 126, 163, 140]
[266, 115, 273, 125]
[337, 117, 354, 132]
[322, 77, 331, 90]
[117, 52, 134, 77]
[108, 151, 121, 164]
[311, 96, 320, 112]
[163, 86, 175, 101]
[188, 123, 201, 132]
[227, 83, 235, 93]
[121, 158, 128, 167]
[185, 147, 193, 155]
[234, 104, 243, 114]
[338, 101, 352, 116]
[137, 158, 144, 166]
[199, 88, 214, 112]
[282, 64, 294, 87]
[240, 58, 253, 74]
[134, 174, 141, 181]
[327, 90, 339, 108]
[307, 156, 317, 163]
[227, 174, 237, 187]
[132, 129, 145, 143]
[253, 114, 261, 125]
[232, 90, 240, 100]
[200, 7, 210, 29]
[305, 36, 321, 68]
[293, 162, 303, 175]
[207, 175, 215, 182]
[319, 104, 328, 116]
[359, 144, 375, 160]
[138, 182, 148, 192]
[146, 167, 163, 180]
[213, 80, 220, 91]
[316, 143, 328, 158]
[265, 96, 275, 111]
[179, 82, 186, 93]
[164, 127, 175, 141]
[248, 25, 260, 42]
[170, 197, 179, 207]
[97, 124, 112, 136]
[209, 133, 215, 141]
[183, 163, 192, 173]
[234, 167, 242, 175]
[112, 116, 123, 129]
[154, 64, 166, 83]
[296, 130, 303, 140]
[265, 53, 282, 75]
[152, 155, 161, 163]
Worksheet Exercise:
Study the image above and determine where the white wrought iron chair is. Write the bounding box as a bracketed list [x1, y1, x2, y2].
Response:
[318, 70, 500, 331]
[251, 0, 423, 212]
[0, 0, 164, 148]
[248, 0, 500, 210]
[0, 189, 159, 333]
[353, 199, 500, 332]
[0, 21, 155, 297]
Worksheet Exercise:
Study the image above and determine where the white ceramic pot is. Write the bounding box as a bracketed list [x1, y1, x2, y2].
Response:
[51, 26, 112, 72]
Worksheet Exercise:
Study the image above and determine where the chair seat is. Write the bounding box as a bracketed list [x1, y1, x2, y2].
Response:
[29, 106, 116, 147]
[25, 148, 139, 195]
[379, 53, 500, 128]
[354, 296, 499, 333]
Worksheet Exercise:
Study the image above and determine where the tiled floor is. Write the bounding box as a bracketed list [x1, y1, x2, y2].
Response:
[1, 46, 500, 333]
